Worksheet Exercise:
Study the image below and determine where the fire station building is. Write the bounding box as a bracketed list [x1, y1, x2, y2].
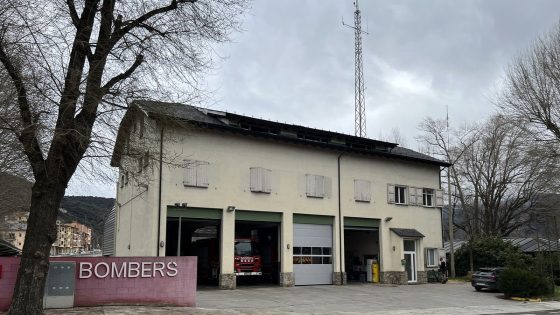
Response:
[109, 101, 449, 289]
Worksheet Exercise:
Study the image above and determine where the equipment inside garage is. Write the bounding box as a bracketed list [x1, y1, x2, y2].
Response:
[166, 212, 221, 286]
[344, 218, 380, 282]
[234, 211, 281, 286]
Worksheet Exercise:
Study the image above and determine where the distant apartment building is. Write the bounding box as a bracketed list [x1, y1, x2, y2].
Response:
[0, 211, 29, 250]
[50, 221, 93, 255]
[0, 212, 92, 255]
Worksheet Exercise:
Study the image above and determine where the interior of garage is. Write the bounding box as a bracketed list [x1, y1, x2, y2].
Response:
[166, 217, 221, 285]
[344, 228, 379, 282]
[234, 220, 280, 285]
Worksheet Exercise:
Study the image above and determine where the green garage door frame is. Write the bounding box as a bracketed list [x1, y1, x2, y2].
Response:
[293, 214, 334, 225]
[344, 217, 380, 229]
[236, 210, 282, 222]
[167, 206, 222, 220]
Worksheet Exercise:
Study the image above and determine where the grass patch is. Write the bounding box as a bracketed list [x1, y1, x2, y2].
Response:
[448, 276, 471, 282]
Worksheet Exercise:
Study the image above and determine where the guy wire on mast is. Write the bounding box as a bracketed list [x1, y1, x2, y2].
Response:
[343, 0, 368, 137]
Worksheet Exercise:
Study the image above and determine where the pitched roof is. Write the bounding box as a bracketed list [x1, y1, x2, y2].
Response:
[443, 238, 560, 254]
[0, 239, 21, 256]
[390, 228, 425, 238]
[111, 100, 451, 167]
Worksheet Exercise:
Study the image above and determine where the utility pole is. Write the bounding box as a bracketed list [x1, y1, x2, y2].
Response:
[446, 105, 455, 278]
[343, 0, 368, 137]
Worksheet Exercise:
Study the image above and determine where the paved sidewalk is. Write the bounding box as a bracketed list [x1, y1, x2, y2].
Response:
[9, 283, 560, 314]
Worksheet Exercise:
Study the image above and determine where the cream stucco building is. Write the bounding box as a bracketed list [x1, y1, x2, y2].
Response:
[110, 101, 449, 289]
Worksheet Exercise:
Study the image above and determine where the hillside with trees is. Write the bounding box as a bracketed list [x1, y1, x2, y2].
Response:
[59, 196, 115, 249]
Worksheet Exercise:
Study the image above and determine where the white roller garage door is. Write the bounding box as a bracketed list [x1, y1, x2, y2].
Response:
[293, 223, 333, 285]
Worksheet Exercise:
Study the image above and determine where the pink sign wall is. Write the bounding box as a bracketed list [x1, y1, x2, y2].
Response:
[0, 256, 197, 311]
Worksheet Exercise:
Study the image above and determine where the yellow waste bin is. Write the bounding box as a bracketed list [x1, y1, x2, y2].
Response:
[372, 262, 379, 283]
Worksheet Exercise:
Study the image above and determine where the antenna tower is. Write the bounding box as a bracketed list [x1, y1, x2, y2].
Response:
[343, 0, 368, 137]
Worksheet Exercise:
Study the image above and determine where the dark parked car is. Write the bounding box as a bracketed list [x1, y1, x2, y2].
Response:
[471, 267, 505, 292]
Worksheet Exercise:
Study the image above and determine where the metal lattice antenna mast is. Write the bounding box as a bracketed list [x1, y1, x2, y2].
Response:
[343, 0, 368, 137]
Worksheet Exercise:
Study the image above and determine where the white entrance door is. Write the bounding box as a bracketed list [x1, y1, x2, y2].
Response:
[403, 240, 417, 283]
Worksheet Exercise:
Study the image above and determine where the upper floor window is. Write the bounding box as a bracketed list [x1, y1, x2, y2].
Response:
[387, 184, 408, 204]
[306, 174, 326, 198]
[354, 179, 371, 202]
[183, 160, 209, 188]
[423, 188, 435, 207]
[250, 167, 271, 193]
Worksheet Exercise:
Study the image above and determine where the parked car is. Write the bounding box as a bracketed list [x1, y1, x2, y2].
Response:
[471, 267, 505, 292]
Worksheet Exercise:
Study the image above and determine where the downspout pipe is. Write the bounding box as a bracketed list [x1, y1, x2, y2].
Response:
[157, 126, 164, 257]
[338, 152, 344, 284]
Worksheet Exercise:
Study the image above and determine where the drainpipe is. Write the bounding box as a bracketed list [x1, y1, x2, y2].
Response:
[156, 126, 164, 257]
[338, 152, 345, 284]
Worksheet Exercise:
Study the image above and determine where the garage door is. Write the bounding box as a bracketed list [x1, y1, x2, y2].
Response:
[293, 223, 333, 285]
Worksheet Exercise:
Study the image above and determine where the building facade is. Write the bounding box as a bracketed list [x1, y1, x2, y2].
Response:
[1, 213, 92, 255]
[111, 101, 449, 289]
[50, 221, 93, 255]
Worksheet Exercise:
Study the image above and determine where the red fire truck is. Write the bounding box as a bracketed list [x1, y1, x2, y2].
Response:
[234, 238, 262, 276]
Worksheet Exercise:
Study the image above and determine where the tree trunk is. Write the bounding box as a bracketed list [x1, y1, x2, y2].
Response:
[8, 180, 65, 315]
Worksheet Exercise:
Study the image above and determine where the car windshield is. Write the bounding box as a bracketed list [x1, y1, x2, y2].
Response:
[235, 241, 253, 256]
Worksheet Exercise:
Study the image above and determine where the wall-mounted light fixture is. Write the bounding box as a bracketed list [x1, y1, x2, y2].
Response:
[227, 206, 236, 212]
[159, 241, 165, 248]
[384, 217, 393, 222]
[174, 202, 181, 207]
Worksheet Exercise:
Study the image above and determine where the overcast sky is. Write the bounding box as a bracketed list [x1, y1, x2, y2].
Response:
[66, 0, 560, 198]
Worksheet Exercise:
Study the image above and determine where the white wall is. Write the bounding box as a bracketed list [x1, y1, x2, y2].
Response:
[115, 120, 443, 275]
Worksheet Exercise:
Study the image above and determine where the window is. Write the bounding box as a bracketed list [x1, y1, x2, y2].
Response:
[387, 184, 408, 205]
[354, 179, 371, 202]
[183, 160, 209, 188]
[395, 186, 407, 204]
[306, 174, 326, 198]
[403, 240, 416, 252]
[423, 188, 435, 207]
[293, 246, 332, 265]
[426, 248, 438, 267]
[250, 167, 271, 193]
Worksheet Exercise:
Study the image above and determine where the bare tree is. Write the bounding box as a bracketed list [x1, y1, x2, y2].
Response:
[0, 0, 249, 313]
[420, 115, 560, 238]
[499, 21, 560, 153]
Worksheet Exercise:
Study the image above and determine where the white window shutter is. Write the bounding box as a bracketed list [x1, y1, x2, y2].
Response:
[355, 180, 371, 202]
[415, 187, 422, 205]
[316, 175, 325, 197]
[436, 189, 444, 207]
[263, 168, 272, 193]
[387, 184, 395, 203]
[409, 187, 417, 205]
[306, 174, 314, 196]
[306, 174, 324, 198]
[250, 167, 260, 192]
[183, 160, 197, 187]
[197, 162, 209, 187]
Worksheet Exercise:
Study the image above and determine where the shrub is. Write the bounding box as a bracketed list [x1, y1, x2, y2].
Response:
[498, 268, 554, 298]
[455, 237, 533, 276]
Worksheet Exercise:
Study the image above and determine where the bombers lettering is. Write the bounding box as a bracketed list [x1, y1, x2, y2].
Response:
[79, 261, 178, 279]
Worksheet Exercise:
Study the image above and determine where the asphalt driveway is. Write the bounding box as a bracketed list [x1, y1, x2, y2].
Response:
[14, 282, 560, 314]
[196, 282, 558, 314]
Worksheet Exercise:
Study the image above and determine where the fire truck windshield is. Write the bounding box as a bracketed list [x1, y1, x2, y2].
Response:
[234, 240, 253, 256]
